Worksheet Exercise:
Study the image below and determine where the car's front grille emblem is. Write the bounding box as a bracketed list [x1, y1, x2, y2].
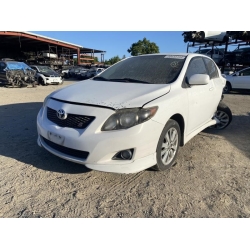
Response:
[57, 109, 67, 120]
[47, 107, 95, 129]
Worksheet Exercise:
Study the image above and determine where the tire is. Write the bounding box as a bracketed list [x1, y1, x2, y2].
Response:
[38, 77, 46, 86]
[223, 82, 231, 94]
[211, 101, 232, 130]
[153, 119, 181, 171]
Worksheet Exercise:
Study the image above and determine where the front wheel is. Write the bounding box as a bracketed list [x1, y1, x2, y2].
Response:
[211, 101, 232, 130]
[153, 119, 181, 171]
[38, 77, 46, 86]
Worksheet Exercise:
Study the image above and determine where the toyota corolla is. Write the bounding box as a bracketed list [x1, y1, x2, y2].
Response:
[37, 53, 232, 173]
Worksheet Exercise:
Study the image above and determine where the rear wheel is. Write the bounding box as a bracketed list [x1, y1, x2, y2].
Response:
[153, 119, 181, 171]
[211, 102, 232, 130]
[223, 82, 231, 94]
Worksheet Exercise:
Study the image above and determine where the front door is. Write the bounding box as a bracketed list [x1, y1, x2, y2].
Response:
[185, 57, 216, 134]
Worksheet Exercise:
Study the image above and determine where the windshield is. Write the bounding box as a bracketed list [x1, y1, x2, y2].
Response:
[6, 62, 31, 70]
[94, 55, 186, 84]
[37, 66, 56, 73]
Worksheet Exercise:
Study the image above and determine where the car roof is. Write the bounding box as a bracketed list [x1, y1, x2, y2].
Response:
[3, 60, 23, 63]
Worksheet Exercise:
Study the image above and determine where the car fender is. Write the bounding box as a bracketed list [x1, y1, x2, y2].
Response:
[144, 87, 188, 135]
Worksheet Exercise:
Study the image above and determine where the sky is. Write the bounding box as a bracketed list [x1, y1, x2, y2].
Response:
[5, 1, 245, 64]
[31, 31, 189, 61]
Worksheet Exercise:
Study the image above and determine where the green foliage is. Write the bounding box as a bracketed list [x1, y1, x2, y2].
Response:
[127, 37, 160, 56]
[104, 60, 111, 65]
[105, 55, 121, 65]
[109, 55, 121, 64]
[94, 57, 99, 62]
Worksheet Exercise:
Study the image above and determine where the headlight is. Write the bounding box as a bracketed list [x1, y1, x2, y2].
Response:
[101, 106, 158, 131]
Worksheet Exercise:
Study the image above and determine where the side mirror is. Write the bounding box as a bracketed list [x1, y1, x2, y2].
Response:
[188, 74, 210, 85]
[235, 72, 239, 76]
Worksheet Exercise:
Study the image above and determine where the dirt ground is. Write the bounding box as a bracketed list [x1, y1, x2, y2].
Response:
[0, 80, 250, 218]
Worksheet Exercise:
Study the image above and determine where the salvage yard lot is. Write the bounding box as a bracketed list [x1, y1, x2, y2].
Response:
[0, 80, 250, 218]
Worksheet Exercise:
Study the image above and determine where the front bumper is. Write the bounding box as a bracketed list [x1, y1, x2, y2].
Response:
[46, 77, 63, 84]
[37, 99, 164, 173]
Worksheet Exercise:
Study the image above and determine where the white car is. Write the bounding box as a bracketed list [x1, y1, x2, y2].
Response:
[30, 65, 63, 85]
[183, 31, 229, 43]
[86, 68, 104, 78]
[224, 67, 250, 93]
[37, 53, 232, 174]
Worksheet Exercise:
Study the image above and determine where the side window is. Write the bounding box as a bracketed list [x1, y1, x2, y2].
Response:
[240, 69, 250, 76]
[186, 57, 208, 80]
[203, 58, 219, 79]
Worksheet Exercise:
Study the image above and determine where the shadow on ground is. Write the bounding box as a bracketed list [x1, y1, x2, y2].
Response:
[204, 112, 250, 160]
[0, 102, 90, 174]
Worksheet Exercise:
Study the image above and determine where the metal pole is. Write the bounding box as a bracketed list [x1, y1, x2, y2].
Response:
[221, 41, 228, 74]
[211, 43, 214, 59]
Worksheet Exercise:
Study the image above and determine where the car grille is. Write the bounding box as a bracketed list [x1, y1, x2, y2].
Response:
[41, 136, 89, 160]
[47, 107, 95, 129]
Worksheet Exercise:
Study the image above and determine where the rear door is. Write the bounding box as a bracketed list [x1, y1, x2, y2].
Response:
[203, 57, 223, 103]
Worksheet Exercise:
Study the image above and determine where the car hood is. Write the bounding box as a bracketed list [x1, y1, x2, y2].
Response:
[41, 71, 60, 77]
[52, 80, 171, 109]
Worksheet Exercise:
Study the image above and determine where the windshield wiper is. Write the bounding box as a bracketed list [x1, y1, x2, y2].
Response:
[109, 78, 152, 84]
[93, 76, 109, 81]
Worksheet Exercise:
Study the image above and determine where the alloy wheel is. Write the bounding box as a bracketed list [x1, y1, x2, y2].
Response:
[214, 110, 230, 129]
[161, 127, 178, 165]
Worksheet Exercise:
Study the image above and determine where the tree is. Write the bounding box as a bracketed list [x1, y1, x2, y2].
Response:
[94, 57, 99, 62]
[107, 55, 121, 65]
[127, 37, 160, 56]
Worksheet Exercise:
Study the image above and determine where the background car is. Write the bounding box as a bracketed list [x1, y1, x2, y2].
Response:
[224, 47, 250, 66]
[77, 68, 89, 80]
[68, 66, 83, 78]
[86, 67, 104, 78]
[30, 65, 63, 85]
[37, 53, 232, 174]
[183, 31, 229, 43]
[0, 59, 36, 87]
[224, 67, 250, 93]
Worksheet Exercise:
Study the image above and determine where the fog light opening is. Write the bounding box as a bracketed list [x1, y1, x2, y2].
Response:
[121, 150, 132, 160]
[112, 149, 134, 160]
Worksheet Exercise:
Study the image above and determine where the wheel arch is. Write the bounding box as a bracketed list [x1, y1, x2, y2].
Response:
[226, 81, 232, 89]
[169, 113, 185, 146]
